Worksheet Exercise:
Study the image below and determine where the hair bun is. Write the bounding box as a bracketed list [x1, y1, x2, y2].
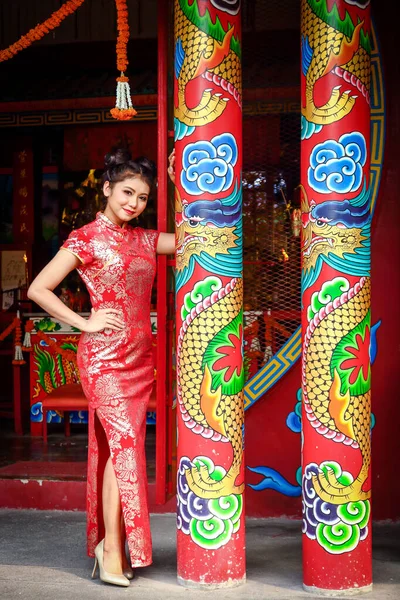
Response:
[134, 156, 157, 179]
[104, 147, 132, 170]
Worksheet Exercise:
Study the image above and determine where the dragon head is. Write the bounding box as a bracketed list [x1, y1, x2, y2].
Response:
[175, 187, 241, 274]
[301, 185, 370, 273]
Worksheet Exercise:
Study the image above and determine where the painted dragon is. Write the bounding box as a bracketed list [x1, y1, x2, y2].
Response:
[174, 0, 242, 133]
[302, 0, 371, 127]
[175, 185, 244, 498]
[175, 183, 242, 289]
[303, 275, 371, 504]
[177, 276, 244, 499]
[302, 186, 372, 503]
[301, 182, 371, 290]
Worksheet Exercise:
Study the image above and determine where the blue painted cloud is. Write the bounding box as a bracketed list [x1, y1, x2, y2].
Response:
[31, 402, 43, 423]
[181, 133, 238, 196]
[370, 320, 381, 365]
[286, 410, 301, 433]
[247, 466, 301, 497]
[70, 410, 88, 424]
[47, 410, 62, 424]
[286, 387, 302, 433]
[308, 132, 366, 195]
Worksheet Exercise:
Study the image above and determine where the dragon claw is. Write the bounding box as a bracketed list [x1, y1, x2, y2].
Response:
[324, 467, 347, 489]
[312, 469, 371, 505]
[175, 89, 228, 128]
[186, 465, 244, 499]
[303, 87, 356, 125]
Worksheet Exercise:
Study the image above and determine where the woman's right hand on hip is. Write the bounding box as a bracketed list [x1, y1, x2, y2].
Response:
[83, 308, 125, 333]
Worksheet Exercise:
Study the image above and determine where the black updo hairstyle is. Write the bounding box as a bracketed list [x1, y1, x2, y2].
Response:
[103, 147, 157, 190]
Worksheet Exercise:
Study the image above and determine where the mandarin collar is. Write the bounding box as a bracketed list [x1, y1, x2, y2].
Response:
[96, 211, 128, 234]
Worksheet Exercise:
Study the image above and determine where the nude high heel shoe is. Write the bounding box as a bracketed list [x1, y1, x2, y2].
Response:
[91, 540, 130, 587]
[123, 566, 134, 580]
[123, 539, 134, 579]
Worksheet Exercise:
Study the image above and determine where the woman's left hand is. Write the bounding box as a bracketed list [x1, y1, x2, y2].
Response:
[168, 148, 175, 184]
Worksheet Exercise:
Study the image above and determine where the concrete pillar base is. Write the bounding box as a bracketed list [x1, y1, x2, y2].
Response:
[178, 575, 246, 590]
[303, 584, 373, 596]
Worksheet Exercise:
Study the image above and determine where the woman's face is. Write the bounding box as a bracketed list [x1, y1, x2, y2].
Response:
[103, 176, 150, 226]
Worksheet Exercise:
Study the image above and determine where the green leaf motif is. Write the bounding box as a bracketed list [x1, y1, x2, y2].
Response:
[330, 310, 371, 396]
[202, 310, 244, 395]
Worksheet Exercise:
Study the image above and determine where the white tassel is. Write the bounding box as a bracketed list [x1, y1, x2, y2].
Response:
[115, 80, 133, 110]
[23, 330, 31, 349]
[111, 74, 136, 120]
[13, 345, 24, 363]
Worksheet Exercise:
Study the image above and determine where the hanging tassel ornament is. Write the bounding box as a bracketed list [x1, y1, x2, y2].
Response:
[13, 313, 25, 365]
[22, 319, 35, 352]
[111, 74, 137, 121]
[111, 1, 137, 120]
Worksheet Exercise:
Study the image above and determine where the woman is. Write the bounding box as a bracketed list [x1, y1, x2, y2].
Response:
[28, 148, 176, 587]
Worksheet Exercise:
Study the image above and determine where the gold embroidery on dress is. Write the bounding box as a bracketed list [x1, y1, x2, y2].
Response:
[91, 237, 124, 279]
[60, 247, 85, 264]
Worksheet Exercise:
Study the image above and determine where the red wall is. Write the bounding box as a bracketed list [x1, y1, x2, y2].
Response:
[244, 7, 400, 521]
[246, 363, 302, 518]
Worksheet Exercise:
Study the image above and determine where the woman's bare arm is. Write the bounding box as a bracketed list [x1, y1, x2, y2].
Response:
[156, 232, 175, 255]
[155, 150, 176, 256]
[28, 250, 124, 333]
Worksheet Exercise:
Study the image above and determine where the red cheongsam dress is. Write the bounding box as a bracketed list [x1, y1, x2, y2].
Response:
[61, 211, 159, 568]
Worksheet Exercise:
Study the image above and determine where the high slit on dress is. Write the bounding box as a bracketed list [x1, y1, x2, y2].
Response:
[61, 211, 159, 567]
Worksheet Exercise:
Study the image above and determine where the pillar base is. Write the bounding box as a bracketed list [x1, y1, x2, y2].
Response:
[303, 584, 373, 596]
[178, 575, 246, 590]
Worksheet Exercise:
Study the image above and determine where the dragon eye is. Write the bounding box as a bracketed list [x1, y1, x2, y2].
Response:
[316, 219, 326, 227]
[189, 219, 199, 227]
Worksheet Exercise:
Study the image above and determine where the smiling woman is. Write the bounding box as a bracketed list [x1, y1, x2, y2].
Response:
[27, 146, 175, 587]
[101, 149, 155, 225]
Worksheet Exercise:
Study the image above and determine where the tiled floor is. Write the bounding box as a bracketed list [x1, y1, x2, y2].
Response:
[0, 420, 156, 481]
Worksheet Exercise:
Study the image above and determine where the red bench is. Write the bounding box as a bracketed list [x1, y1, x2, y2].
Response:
[42, 383, 88, 443]
[42, 383, 157, 442]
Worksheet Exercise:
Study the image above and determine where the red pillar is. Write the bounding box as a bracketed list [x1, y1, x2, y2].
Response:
[155, 0, 168, 506]
[301, 0, 372, 593]
[174, 0, 245, 588]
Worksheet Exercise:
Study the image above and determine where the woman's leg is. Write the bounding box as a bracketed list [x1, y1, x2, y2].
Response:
[102, 456, 124, 574]
[120, 514, 131, 570]
[93, 401, 152, 570]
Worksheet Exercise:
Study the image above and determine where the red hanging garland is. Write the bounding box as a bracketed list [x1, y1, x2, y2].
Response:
[0, 0, 86, 63]
[0, 0, 135, 120]
[116, 0, 129, 73]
